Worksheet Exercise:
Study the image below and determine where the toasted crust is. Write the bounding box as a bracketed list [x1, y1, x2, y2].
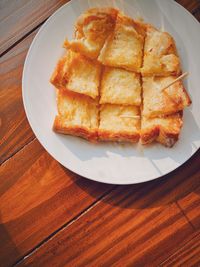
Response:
[50, 54, 69, 89]
[140, 112, 183, 147]
[142, 76, 191, 118]
[64, 8, 118, 59]
[141, 25, 181, 76]
[98, 130, 139, 143]
[98, 104, 140, 142]
[98, 13, 146, 72]
[50, 51, 101, 99]
[100, 67, 142, 106]
[53, 116, 98, 141]
[53, 90, 99, 141]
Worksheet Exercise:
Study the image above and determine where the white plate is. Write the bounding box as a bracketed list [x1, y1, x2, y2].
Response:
[23, 0, 200, 185]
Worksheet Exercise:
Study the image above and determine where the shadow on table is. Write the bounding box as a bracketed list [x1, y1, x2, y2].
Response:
[62, 148, 200, 210]
[0, 213, 27, 267]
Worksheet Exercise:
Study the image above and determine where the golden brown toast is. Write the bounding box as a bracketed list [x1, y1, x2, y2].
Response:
[51, 50, 101, 99]
[98, 104, 140, 142]
[51, 9, 192, 147]
[64, 8, 118, 59]
[140, 112, 183, 147]
[98, 13, 146, 72]
[142, 76, 191, 118]
[100, 67, 141, 106]
[53, 90, 99, 141]
[141, 25, 181, 76]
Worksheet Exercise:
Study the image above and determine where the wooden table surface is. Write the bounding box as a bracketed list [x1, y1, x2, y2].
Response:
[0, 0, 200, 266]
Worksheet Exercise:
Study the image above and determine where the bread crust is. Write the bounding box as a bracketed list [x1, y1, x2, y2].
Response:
[141, 25, 181, 76]
[98, 130, 139, 143]
[142, 76, 192, 118]
[98, 13, 146, 72]
[98, 104, 140, 143]
[64, 8, 118, 59]
[50, 51, 101, 99]
[53, 116, 98, 142]
[140, 112, 183, 147]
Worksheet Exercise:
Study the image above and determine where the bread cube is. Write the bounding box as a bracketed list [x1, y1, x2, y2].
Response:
[100, 67, 141, 106]
[51, 51, 101, 99]
[142, 76, 191, 118]
[141, 25, 181, 76]
[98, 13, 146, 72]
[53, 90, 99, 141]
[98, 104, 140, 142]
[140, 112, 183, 147]
[64, 8, 118, 59]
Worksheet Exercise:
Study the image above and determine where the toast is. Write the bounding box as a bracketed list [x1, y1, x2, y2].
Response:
[141, 25, 181, 76]
[100, 67, 141, 106]
[98, 13, 146, 72]
[140, 112, 183, 147]
[51, 50, 101, 99]
[142, 76, 191, 118]
[64, 8, 118, 59]
[98, 104, 140, 142]
[52, 9, 192, 147]
[53, 90, 99, 141]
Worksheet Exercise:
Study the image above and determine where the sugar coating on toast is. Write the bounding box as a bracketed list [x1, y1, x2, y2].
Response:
[100, 67, 141, 106]
[64, 8, 118, 59]
[141, 25, 181, 76]
[98, 13, 146, 72]
[53, 90, 99, 141]
[98, 104, 140, 142]
[51, 51, 101, 99]
[140, 112, 183, 147]
[142, 76, 191, 118]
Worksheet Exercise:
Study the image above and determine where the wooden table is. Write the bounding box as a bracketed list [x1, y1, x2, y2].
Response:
[0, 1, 200, 266]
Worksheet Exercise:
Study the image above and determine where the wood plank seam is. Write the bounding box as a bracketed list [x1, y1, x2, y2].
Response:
[0, 0, 70, 55]
[0, 137, 36, 167]
[176, 201, 196, 231]
[13, 185, 117, 266]
[159, 230, 200, 266]
[0, 20, 45, 58]
[0, 1, 198, 265]
[13, 184, 197, 266]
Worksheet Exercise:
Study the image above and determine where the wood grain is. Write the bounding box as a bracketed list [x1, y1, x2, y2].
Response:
[162, 231, 200, 266]
[0, 31, 37, 164]
[0, 1, 199, 267]
[178, 186, 200, 230]
[0, 0, 70, 55]
[0, 139, 114, 267]
[18, 150, 200, 267]
[176, 0, 200, 13]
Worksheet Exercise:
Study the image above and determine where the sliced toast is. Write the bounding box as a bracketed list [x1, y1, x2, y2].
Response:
[98, 104, 140, 142]
[51, 50, 101, 99]
[100, 67, 141, 106]
[141, 25, 181, 76]
[64, 8, 118, 59]
[53, 90, 99, 141]
[140, 112, 183, 147]
[142, 76, 191, 118]
[98, 13, 146, 72]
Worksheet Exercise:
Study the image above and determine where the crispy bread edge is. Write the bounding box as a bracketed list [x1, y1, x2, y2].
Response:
[140, 112, 183, 147]
[98, 130, 140, 143]
[53, 116, 98, 142]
